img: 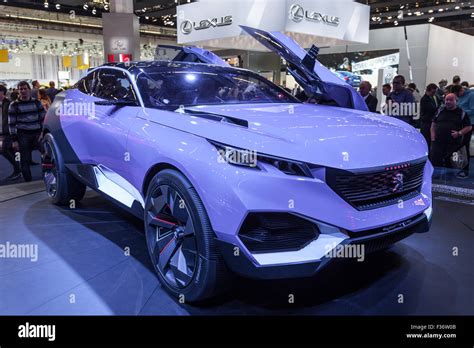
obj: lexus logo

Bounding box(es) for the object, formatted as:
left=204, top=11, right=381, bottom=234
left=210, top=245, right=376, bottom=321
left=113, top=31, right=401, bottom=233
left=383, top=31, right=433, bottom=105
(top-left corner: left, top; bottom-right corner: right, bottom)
left=180, top=16, right=233, bottom=35
left=180, top=20, right=193, bottom=35
left=391, top=172, right=404, bottom=193
left=289, top=4, right=340, bottom=26
left=289, top=4, right=304, bottom=22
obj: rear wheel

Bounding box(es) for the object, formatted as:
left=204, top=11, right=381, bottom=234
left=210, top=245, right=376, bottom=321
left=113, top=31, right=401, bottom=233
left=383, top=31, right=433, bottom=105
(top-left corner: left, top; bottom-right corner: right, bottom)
left=144, top=169, right=230, bottom=302
left=42, top=133, right=86, bottom=206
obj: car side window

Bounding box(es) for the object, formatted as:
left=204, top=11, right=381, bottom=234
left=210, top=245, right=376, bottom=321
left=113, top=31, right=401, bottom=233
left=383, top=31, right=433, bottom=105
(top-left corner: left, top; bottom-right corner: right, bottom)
left=95, top=69, right=138, bottom=102
left=76, top=71, right=98, bottom=95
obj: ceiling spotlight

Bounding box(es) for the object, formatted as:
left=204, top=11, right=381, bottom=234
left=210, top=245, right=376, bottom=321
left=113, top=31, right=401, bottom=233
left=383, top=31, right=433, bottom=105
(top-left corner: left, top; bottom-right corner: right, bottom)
left=394, top=20, right=399, bottom=26
left=83, top=4, right=88, bottom=10
left=428, top=9, right=434, bottom=13
left=438, top=8, right=444, bottom=12
left=44, top=1, right=49, bottom=8
left=92, top=8, right=97, bottom=15
left=55, top=3, right=60, bottom=10
left=428, top=17, right=434, bottom=22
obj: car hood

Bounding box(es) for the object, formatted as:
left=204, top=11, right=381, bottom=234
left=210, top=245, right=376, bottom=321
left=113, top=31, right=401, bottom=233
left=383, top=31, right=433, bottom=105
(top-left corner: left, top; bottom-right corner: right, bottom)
left=144, top=103, right=428, bottom=170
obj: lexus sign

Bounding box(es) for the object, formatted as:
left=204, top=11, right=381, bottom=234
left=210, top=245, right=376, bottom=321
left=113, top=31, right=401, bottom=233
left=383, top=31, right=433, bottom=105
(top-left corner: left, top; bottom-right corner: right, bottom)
left=289, top=4, right=340, bottom=26
left=177, top=0, right=369, bottom=47
left=180, top=16, right=233, bottom=35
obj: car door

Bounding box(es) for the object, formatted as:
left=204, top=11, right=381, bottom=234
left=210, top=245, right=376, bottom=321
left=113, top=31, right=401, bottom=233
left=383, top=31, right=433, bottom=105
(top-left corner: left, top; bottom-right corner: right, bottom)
left=239, top=25, right=367, bottom=111
left=86, top=68, right=140, bottom=178
left=58, top=68, right=143, bottom=209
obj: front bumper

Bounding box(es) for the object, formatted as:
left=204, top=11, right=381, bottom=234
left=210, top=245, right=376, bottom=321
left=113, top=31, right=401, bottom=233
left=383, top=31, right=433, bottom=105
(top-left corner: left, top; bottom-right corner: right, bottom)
left=218, top=210, right=431, bottom=280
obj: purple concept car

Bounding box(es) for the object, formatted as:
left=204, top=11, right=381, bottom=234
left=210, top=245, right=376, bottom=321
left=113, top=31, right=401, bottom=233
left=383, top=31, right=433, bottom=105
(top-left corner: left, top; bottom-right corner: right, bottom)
left=41, top=27, right=433, bottom=302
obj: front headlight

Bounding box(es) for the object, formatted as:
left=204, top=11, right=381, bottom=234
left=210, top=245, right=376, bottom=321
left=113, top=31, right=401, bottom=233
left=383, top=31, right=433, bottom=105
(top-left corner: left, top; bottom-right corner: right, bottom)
left=209, top=140, right=313, bottom=178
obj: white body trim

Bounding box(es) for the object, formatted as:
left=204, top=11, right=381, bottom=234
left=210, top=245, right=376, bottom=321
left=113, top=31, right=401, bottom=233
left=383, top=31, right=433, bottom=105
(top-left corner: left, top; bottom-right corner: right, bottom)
left=253, top=222, right=348, bottom=266
left=93, top=165, right=145, bottom=208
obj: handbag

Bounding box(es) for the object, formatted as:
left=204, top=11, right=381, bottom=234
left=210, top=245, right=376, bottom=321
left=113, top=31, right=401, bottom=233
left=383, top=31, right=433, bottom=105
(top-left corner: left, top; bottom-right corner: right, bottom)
left=450, top=145, right=468, bottom=170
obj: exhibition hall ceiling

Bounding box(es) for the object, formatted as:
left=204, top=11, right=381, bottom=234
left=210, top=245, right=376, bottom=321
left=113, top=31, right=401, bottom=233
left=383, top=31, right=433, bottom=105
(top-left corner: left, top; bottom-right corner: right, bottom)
left=1, top=0, right=472, bottom=35
left=1, top=0, right=196, bottom=28
left=363, top=0, right=474, bottom=35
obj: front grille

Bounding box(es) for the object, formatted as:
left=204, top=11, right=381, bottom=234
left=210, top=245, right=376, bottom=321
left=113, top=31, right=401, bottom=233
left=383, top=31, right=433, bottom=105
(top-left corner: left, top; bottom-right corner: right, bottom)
left=239, top=213, right=319, bottom=254
left=326, top=159, right=426, bottom=211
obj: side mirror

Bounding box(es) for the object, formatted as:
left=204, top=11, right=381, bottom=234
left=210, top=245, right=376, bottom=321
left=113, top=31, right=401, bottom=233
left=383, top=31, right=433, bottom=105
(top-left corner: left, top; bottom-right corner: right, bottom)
left=94, top=100, right=138, bottom=107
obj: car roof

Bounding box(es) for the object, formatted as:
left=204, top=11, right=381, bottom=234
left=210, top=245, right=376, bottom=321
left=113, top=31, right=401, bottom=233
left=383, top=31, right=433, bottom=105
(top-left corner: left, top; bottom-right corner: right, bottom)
left=100, top=60, right=253, bottom=75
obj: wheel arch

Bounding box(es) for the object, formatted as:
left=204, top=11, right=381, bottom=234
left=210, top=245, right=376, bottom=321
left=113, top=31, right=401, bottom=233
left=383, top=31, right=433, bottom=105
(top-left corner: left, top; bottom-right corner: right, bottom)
left=142, top=162, right=185, bottom=197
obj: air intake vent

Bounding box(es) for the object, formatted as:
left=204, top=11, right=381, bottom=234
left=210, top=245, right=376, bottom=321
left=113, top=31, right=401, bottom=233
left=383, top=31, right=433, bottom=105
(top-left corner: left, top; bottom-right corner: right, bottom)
left=239, top=213, right=319, bottom=254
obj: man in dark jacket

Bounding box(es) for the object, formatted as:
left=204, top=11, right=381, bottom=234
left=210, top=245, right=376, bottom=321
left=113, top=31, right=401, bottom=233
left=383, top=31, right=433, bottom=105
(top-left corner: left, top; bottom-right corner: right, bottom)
left=430, top=93, right=472, bottom=169
left=419, top=83, right=439, bottom=155
left=45, top=81, right=60, bottom=103
left=8, top=81, right=45, bottom=182
left=387, top=75, right=416, bottom=124
left=359, top=81, right=378, bottom=112
left=0, top=85, right=21, bottom=180
left=436, top=79, right=447, bottom=103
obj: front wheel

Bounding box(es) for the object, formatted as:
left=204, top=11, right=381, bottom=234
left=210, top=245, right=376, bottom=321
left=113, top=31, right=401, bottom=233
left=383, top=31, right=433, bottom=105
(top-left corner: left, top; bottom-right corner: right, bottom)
left=144, top=169, right=230, bottom=303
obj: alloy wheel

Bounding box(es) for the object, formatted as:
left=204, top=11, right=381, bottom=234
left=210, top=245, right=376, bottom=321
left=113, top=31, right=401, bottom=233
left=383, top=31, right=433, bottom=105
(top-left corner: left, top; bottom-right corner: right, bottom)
left=145, top=184, right=198, bottom=289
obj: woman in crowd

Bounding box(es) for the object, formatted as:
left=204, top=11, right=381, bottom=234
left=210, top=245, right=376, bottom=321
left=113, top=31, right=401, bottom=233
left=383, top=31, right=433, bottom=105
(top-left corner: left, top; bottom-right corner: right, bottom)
left=38, top=89, right=51, bottom=111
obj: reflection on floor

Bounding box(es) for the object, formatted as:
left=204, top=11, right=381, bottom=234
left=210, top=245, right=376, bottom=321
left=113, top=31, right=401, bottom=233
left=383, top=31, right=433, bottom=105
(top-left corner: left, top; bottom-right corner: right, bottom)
left=0, top=187, right=472, bottom=316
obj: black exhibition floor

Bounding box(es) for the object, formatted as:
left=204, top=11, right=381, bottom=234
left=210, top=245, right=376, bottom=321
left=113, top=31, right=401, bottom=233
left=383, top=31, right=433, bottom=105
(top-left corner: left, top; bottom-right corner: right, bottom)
left=0, top=180, right=472, bottom=315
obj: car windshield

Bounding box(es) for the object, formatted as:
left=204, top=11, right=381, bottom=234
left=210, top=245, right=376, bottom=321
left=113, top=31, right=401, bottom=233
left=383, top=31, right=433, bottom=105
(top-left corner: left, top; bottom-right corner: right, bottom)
left=137, top=69, right=298, bottom=108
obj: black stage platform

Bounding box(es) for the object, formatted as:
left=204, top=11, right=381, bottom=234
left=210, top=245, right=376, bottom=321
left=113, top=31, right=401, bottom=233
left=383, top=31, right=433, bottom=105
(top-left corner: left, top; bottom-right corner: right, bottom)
left=0, top=181, right=472, bottom=315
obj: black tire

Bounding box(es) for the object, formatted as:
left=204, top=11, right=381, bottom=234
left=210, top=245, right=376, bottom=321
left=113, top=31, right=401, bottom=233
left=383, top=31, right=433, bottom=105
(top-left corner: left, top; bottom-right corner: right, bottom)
left=144, top=169, right=230, bottom=303
left=42, top=133, right=86, bottom=206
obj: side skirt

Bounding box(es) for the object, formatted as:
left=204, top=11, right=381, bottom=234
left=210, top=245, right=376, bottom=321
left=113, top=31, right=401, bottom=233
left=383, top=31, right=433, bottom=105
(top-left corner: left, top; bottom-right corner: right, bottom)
left=66, top=163, right=145, bottom=219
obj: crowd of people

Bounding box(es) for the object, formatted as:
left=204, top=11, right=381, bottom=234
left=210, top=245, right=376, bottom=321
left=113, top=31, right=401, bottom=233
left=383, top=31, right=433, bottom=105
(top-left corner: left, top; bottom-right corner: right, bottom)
left=358, top=75, right=473, bottom=179
left=0, top=80, right=61, bottom=183
left=3, top=80, right=61, bottom=111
